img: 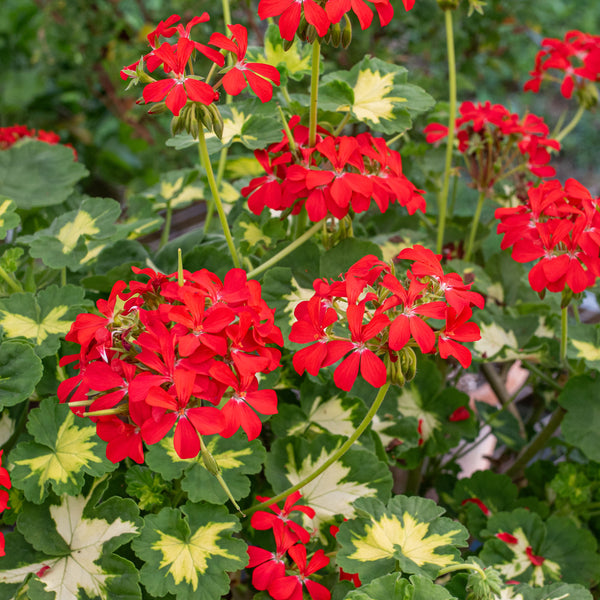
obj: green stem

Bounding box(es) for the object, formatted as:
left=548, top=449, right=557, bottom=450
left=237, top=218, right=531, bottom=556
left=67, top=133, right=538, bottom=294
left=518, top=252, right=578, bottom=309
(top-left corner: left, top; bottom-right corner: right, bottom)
left=436, top=8, right=457, bottom=254
left=245, top=382, right=391, bottom=516
left=197, top=127, right=240, bottom=268
left=247, top=219, right=326, bottom=279
left=159, top=199, right=173, bottom=249
left=438, top=561, right=487, bottom=579
left=464, top=190, right=486, bottom=262
left=221, top=0, right=232, bottom=29
left=0, top=264, right=23, bottom=293
left=560, top=306, right=568, bottom=365
left=294, top=208, right=308, bottom=239
left=333, top=112, right=351, bottom=136
left=505, top=406, right=567, bottom=478
left=522, top=361, right=562, bottom=392
left=60, top=267, right=67, bottom=287
left=555, top=104, right=585, bottom=143
left=309, top=40, right=321, bottom=147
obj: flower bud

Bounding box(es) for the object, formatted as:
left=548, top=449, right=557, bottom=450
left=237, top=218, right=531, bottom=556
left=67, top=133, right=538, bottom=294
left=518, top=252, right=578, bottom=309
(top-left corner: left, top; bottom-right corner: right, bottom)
left=384, top=354, right=406, bottom=387
left=195, top=104, right=213, bottom=133
left=306, top=24, right=318, bottom=44
left=202, top=448, right=221, bottom=476
left=208, top=103, right=224, bottom=140
left=576, top=82, right=598, bottom=110
left=148, top=101, right=168, bottom=115
left=399, top=346, right=417, bottom=382
left=297, top=16, right=308, bottom=40
left=283, top=37, right=295, bottom=52
left=331, top=22, right=342, bottom=47
left=341, top=15, right=352, bottom=49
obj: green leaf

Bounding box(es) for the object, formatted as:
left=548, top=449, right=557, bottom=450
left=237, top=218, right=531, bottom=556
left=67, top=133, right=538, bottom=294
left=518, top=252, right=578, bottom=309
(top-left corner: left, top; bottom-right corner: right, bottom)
left=320, top=57, right=435, bottom=134
left=0, top=341, right=43, bottom=408
left=0, top=489, right=141, bottom=599
left=265, top=433, right=393, bottom=531
left=480, top=509, right=600, bottom=587
left=22, top=196, right=123, bottom=270
left=125, top=466, right=171, bottom=512
left=145, top=432, right=266, bottom=504
left=567, top=322, right=600, bottom=371
left=337, top=496, right=468, bottom=583
left=0, top=140, right=88, bottom=209
left=558, top=375, right=600, bottom=462
left=449, top=471, right=519, bottom=539
left=132, top=503, right=247, bottom=600
left=343, top=573, right=456, bottom=600
left=255, top=24, right=312, bottom=81
left=0, top=197, right=20, bottom=238
left=0, top=285, right=89, bottom=358
left=514, top=582, right=594, bottom=600
left=10, top=399, right=116, bottom=503
left=320, top=238, right=383, bottom=280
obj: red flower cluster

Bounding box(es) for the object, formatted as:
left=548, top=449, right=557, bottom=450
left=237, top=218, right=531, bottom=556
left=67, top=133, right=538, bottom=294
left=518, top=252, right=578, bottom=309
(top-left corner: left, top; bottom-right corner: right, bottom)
left=120, top=13, right=280, bottom=115
left=289, top=246, right=484, bottom=391
left=242, top=117, right=425, bottom=222
left=247, top=492, right=331, bottom=600
left=0, top=125, right=77, bottom=159
left=424, top=101, right=560, bottom=189
left=0, top=450, right=11, bottom=556
left=524, top=30, right=600, bottom=99
left=258, top=0, right=415, bottom=41
left=59, top=267, right=283, bottom=463
left=495, top=178, right=600, bottom=295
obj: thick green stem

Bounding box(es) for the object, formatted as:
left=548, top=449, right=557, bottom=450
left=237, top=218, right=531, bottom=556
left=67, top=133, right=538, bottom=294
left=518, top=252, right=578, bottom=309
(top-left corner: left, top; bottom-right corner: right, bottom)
left=309, top=40, right=321, bottom=147
left=205, top=0, right=234, bottom=233
left=438, top=561, right=487, bottom=579
left=159, top=199, right=173, bottom=249
left=197, top=128, right=240, bottom=268
left=555, top=104, right=585, bottom=143
left=245, top=383, right=391, bottom=516
left=436, top=8, right=457, bottom=254
left=464, top=190, right=486, bottom=262
left=247, top=219, right=326, bottom=279
left=560, top=306, right=568, bottom=365
left=0, top=264, right=24, bottom=293
left=505, top=406, right=566, bottom=478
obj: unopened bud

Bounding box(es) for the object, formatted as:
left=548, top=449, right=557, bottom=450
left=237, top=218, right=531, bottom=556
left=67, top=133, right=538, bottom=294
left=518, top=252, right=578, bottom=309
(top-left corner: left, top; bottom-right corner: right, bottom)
left=148, top=101, right=168, bottom=115
left=171, top=115, right=184, bottom=136
left=331, top=22, right=342, bottom=47
left=297, top=16, right=308, bottom=40
left=208, top=103, right=224, bottom=140
left=341, top=15, right=352, bottom=48
left=283, top=37, right=295, bottom=52
left=306, top=24, right=318, bottom=44
left=196, top=104, right=213, bottom=132
left=202, top=449, right=221, bottom=476
left=399, top=346, right=417, bottom=382
left=385, top=354, right=406, bottom=387
left=576, top=82, right=598, bottom=110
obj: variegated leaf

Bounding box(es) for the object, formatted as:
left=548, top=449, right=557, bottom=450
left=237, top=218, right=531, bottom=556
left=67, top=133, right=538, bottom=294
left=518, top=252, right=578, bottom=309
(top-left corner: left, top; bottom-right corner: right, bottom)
left=132, top=503, right=247, bottom=600
left=337, top=496, right=468, bottom=583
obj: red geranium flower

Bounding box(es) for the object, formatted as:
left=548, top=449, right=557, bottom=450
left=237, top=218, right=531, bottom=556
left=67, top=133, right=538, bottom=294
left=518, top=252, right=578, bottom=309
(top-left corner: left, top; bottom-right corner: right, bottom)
left=209, top=24, right=281, bottom=102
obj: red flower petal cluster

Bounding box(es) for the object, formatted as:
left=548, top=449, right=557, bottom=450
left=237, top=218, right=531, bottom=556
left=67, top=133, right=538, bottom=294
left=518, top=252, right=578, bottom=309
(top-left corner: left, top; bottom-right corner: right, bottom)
left=495, top=178, right=600, bottom=295
left=524, top=30, right=600, bottom=99
left=0, top=125, right=77, bottom=159
left=289, top=247, right=484, bottom=391
left=0, top=450, right=11, bottom=556
left=247, top=493, right=331, bottom=600
left=424, top=101, right=560, bottom=190
left=242, top=118, right=425, bottom=222
left=258, top=0, right=414, bottom=41
left=59, top=267, right=283, bottom=463
left=121, top=13, right=280, bottom=115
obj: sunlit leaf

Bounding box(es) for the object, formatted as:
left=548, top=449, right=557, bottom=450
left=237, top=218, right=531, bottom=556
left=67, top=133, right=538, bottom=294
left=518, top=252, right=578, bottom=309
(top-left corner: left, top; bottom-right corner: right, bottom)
left=10, top=399, right=116, bottom=503
left=132, top=503, right=247, bottom=600
left=337, top=495, right=468, bottom=583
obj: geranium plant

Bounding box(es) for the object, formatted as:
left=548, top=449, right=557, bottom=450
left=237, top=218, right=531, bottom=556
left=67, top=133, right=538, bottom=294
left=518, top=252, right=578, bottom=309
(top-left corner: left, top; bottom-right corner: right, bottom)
left=0, top=2, right=599, bottom=600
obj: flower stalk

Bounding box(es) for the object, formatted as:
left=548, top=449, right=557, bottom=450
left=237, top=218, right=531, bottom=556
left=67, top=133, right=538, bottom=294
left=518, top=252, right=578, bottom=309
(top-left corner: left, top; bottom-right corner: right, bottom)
left=245, top=382, right=391, bottom=516
left=436, top=8, right=457, bottom=254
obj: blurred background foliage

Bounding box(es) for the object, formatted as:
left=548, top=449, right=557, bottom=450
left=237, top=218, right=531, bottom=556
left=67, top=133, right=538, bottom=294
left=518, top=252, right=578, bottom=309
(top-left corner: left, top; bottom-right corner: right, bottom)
left=2, top=0, right=599, bottom=201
